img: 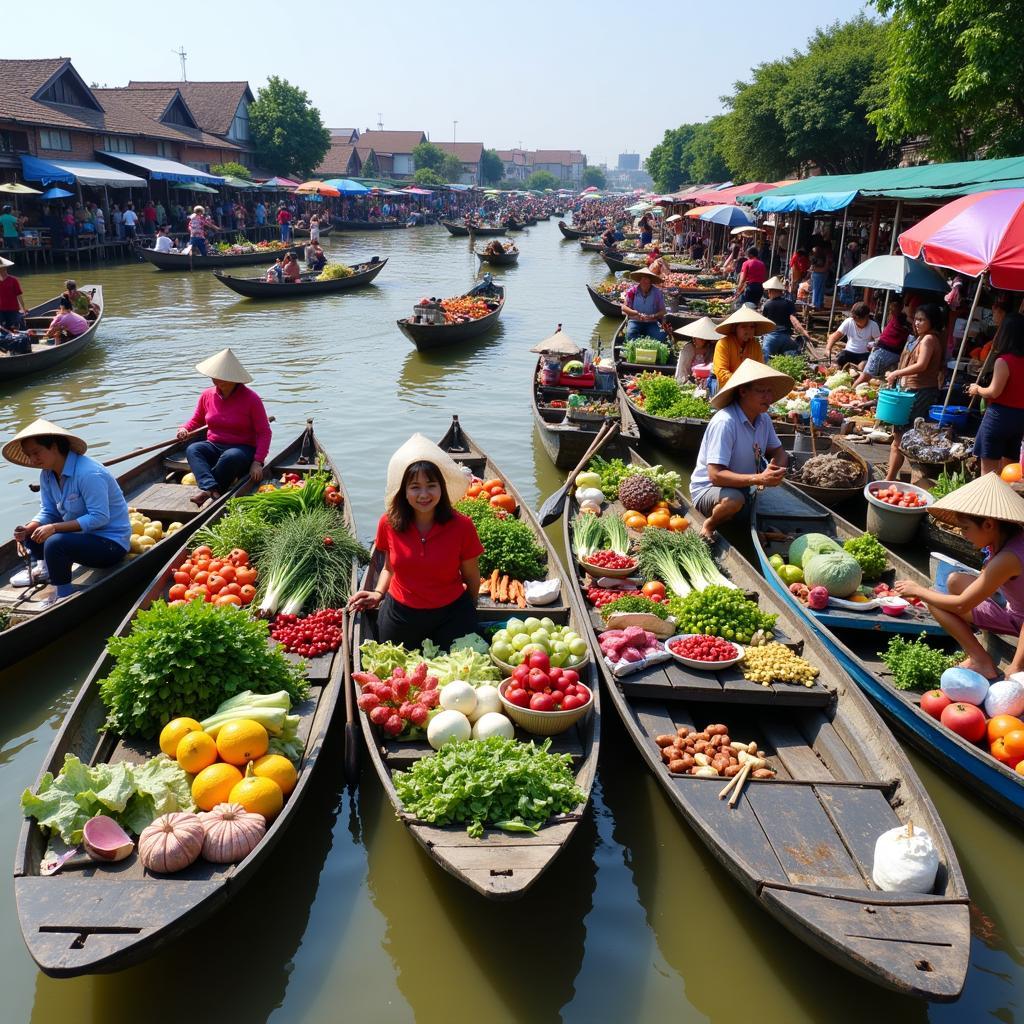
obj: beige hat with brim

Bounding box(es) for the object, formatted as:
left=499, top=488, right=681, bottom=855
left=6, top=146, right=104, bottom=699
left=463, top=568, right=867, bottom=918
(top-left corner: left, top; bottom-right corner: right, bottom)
left=385, top=434, right=470, bottom=507
left=2, top=418, right=88, bottom=467
left=0, top=257, right=13, bottom=268
left=710, top=358, right=794, bottom=411
left=629, top=267, right=662, bottom=282
left=674, top=316, right=721, bottom=342
left=530, top=331, right=581, bottom=356
left=927, top=472, right=1024, bottom=526
left=715, top=305, right=775, bottom=337
left=195, top=347, right=252, bottom=384
left=763, top=276, right=787, bottom=291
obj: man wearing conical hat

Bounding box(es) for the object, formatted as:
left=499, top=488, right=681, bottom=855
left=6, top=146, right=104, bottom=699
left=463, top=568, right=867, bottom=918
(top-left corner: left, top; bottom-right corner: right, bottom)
left=760, top=276, right=812, bottom=357
left=177, top=348, right=272, bottom=506
left=621, top=267, right=668, bottom=343
left=689, top=359, right=794, bottom=541
left=712, top=306, right=772, bottom=389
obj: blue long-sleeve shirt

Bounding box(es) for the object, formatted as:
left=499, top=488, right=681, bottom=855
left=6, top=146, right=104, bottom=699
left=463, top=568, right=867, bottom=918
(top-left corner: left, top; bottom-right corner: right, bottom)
left=36, top=451, right=132, bottom=549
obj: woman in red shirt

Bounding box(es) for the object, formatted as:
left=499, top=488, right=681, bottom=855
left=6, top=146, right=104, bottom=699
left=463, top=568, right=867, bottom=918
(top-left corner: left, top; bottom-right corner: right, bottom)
left=969, top=313, right=1024, bottom=476
left=349, top=436, right=482, bottom=649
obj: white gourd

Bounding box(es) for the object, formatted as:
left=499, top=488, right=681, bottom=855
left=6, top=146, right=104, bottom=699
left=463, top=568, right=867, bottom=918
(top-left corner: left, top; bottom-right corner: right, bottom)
left=199, top=802, right=267, bottom=863
left=984, top=677, right=1024, bottom=718
left=138, top=812, right=204, bottom=874
left=871, top=821, right=939, bottom=893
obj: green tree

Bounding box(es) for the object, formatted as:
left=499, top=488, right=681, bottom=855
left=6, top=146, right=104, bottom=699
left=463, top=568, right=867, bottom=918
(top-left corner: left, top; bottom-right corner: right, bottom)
left=681, top=120, right=731, bottom=183
left=717, top=61, right=793, bottom=181
left=210, top=161, right=252, bottom=180
left=414, top=167, right=444, bottom=186
left=481, top=149, right=504, bottom=185
left=412, top=141, right=446, bottom=172
left=440, top=153, right=465, bottom=182
left=582, top=166, right=607, bottom=189
left=526, top=170, right=558, bottom=191
left=646, top=126, right=691, bottom=192
left=870, top=0, right=1024, bottom=160
left=249, top=76, right=330, bottom=178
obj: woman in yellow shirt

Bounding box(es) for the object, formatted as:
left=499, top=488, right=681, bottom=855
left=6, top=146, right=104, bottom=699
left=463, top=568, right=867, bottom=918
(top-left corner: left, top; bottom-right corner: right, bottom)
left=712, top=306, right=772, bottom=388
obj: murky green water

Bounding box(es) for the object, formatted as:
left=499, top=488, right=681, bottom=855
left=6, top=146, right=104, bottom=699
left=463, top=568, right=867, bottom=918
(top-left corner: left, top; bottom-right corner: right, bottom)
left=1, top=223, right=1020, bottom=1023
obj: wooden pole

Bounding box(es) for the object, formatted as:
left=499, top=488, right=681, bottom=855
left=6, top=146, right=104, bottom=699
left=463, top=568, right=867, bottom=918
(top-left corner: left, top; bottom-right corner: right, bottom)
left=826, top=206, right=850, bottom=335
left=880, top=200, right=903, bottom=322
left=940, top=272, right=986, bottom=420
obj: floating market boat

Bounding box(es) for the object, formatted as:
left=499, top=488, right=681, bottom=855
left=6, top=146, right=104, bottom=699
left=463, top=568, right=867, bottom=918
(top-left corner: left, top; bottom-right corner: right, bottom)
left=562, top=450, right=970, bottom=1000
left=0, top=285, right=104, bottom=380
left=751, top=481, right=1024, bottom=825
left=558, top=222, right=589, bottom=239
left=784, top=443, right=871, bottom=505
left=475, top=246, right=519, bottom=267
left=332, top=219, right=406, bottom=231
left=350, top=415, right=599, bottom=899
left=139, top=245, right=291, bottom=271
left=15, top=422, right=359, bottom=977
left=397, top=279, right=505, bottom=351
left=442, top=221, right=506, bottom=237
left=601, top=251, right=724, bottom=284
left=212, top=258, right=388, bottom=299
left=289, top=224, right=333, bottom=238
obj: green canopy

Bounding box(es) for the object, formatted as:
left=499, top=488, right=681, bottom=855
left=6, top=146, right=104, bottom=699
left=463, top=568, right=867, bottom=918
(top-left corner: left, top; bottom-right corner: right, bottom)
left=172, top=181, right=218, bottom=194
left=221, top=175, right=257, bottom=190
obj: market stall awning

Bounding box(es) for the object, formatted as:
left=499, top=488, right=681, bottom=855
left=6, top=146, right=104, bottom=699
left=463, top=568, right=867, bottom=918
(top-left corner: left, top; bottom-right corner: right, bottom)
left=221, top=175, right=258, bottom=189
left=260, top=177, right=300, bottom=189
left=323, top=178, right=369, bottom=194
left=688, top=182, right=777, bottom=206
left=96, top=152, right=222, bottom=184
left=171, top=181, right=218, bottom=194
left=20, top=154, right=146, bottom=188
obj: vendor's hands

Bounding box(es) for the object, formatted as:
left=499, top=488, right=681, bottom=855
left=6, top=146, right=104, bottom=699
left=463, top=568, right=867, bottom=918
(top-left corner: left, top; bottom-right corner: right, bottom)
left=757, top=463, right=787, bottom=488
left=967, top=382, right=981, bottom=397
left=348, top=589, right=383, bottom=613
left=30, top=524, right=56, bottom=543
left=249, top=461, right=263, bottom=483
left=176, top=427, right=189, bottom=440
left=13, top=524, right=30, bottom=543
left=885, top=371, right=898, bottom=386
left=893, top=579, right=922, bottom=600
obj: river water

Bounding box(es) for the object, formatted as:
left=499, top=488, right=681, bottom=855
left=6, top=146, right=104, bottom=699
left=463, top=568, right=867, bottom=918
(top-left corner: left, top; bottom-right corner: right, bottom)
left=0, top=222, right=1020, bottom=1023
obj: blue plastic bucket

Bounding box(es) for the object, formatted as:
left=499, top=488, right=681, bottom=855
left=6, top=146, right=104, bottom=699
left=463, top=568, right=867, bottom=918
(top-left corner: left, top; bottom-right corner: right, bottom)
left=876, top=388, right=916, bottom=426
left=929, top=405, right=969, bottom=431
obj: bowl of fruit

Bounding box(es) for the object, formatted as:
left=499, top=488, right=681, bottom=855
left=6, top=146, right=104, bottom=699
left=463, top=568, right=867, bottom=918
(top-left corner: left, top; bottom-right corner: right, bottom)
left=864, top=480, right=932, bottom=544
left=489, top=615, right=591, bottom=673
left=578, top=548, right=638, bottom=579
left=498, top=655, right=594, bottom=735
left=665, top=634, right=744, bottom=671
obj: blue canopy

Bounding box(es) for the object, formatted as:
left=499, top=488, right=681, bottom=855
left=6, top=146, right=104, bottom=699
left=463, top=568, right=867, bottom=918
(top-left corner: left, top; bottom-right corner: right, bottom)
left=322, top=178, right=369, bottom=194
left=756, top=191, right=859, bottom=214
left=40, top=187, right=74, bottom=200
left=20, top=155, right=145, bottom=188
left=698, top=204, right=755, bottom=227
left=96, top=152, right=222, bottom=184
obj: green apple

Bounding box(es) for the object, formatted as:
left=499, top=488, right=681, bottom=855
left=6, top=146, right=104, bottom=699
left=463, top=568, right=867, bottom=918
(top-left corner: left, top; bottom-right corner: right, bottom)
left=491, top=641, right=513, bottom=663
left=506, top=617, right=525, bottom=634
left=531, top=628, right=551, bottom=644
left=549, top=650, right=567, bottom=667
left=523, top=617, right=542, bottom=632
left=568, top=638, right=588, bottom=657
left=511, top=633, right=531, bottom=651
left=522, top=642, right=549, bottom=656
left=540, top=617, right=556, bottom=632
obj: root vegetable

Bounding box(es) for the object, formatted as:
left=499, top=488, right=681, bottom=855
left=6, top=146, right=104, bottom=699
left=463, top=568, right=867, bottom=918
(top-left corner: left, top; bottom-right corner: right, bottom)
left=668, top=759, right=687, bottom=773
left=655, top=734, right=675, bottom=748
left=752, top=768, right=776, bottom=779
left=693, top=766, right=719, bottom=777
left=677, top=726, right=691, bottom=738
left=723, top=764, right=742, bottom=777
left=694, top=753, right=711, bottom=766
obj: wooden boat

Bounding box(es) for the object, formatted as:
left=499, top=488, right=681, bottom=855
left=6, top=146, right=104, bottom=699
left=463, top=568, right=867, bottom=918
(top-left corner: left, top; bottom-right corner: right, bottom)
left=536, top=212, right=551, bottom=221
left=579, top=239, right=609, bottom=252
left=442, top=221, right=506, bottom=237
left=531, top=357, right=640, bottom=469
left=350, top=416, right=599, bottom=898
left=0, top=286, right=104, bottom=380
left=442, top=220, right=470, bottom=236
left=751, top=482, right=1024, bottom=824
left=397, top=279, right=505, bottom=351
left=333, top=219, right=406, bottom=231
left=558, top=221, right=589, bottom=239
left=212, top=257, right=388, bottom=299
left=602, top=251, right=725, bottom=282
left=475, top=246, right=519, bottom=266
left=786, top=443, right=870, bottom=505
left=504, top=218, right=523, bottom=232
left=0, top=424, right=245, bottom=670
left=15, top=422, right=359, bottom=977
left=139, top=246, right=291, bottom=271
left=289, top=224, right=333, bottom=238
left=562, top=450, right=969, bottom=1000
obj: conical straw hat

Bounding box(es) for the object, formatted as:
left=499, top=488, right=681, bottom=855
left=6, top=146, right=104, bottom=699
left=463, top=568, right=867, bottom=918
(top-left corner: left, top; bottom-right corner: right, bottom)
left=710, top=358, right=794, bottom=410
left=715, top=305, right=775, bottom=337
left=2, top=418, right=87, bottom=467
left=927, top=472, right=1024, bottom=526
left=763, top=276, right=787, bottom=291
left=674, top=316, right=721, bottom=342
left=385, top=434, right=470, bottom=507
left=0, top=256, right=13, bottom=268
left=195, top=347, right=252, bottom=383
left=629, top=267, right=662, bottom=282
left=530, top=331, right=581, bottom=356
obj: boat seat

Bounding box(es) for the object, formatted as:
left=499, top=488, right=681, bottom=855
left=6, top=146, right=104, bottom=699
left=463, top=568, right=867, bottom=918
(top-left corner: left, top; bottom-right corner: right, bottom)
left=129, top=482, right=201, bottom=521
left=162, top=454, right=190, bottom=475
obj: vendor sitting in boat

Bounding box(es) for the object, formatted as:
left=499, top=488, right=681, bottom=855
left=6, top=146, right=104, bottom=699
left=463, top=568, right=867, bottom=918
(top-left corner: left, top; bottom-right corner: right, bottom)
left=484, top=239, right=506, bottom=257
left=348, top=435, right=482, bottom=650
left=44, top=296, right=90, bottom=344
left=621, top=267, right=667, bottom=341
left=646, top=247, right=670, bottom=279
left=282, top=252, right=302, bottom=282
left=712, top=305, right=771, bottom=388
left=4, top=418, right=131, bottom=607
left=61, top=280, right=98, bottom=318
left=689, top=359, right=792, bottom=542
left=305, top=241, right=326, bottom=272
left=674, top=316, right=719, bottom=382
left=895, top=473, right=1024, bottom=680
left=177, top=348, right=272, bottom=506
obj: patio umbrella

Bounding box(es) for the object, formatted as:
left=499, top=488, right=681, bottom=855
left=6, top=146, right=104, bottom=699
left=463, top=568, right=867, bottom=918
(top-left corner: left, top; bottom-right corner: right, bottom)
left=0, top=182, right=41, bottom=195
left=323, top=178, right=369, bottom=195
left=837, top=254, right=948, bottom=293
left=530, top=331, right=581, bottom=356
left=39, top=187, right=74, bottom=200
left=294, top=181, right=341, bottom=197
left=695, top=204, right=755, bottom=228
left=173, top=181, right=218, bottom=193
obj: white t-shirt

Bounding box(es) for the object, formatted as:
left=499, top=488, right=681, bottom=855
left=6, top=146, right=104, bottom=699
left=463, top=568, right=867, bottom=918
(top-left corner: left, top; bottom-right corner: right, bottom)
left=837, top=316, right=880, bottom=354
left=154, top=235, right=173, bottom=253
left=122, top=210, right=138, bottom=227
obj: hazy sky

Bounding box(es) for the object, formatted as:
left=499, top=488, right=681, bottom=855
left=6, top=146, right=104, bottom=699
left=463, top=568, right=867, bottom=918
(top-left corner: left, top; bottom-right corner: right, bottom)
left=14, top=0, right=873, bottom=168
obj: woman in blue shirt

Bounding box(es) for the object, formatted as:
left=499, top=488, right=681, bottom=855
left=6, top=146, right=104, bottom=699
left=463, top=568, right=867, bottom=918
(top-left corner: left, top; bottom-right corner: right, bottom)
left=3, top=419, right=131, bottom=606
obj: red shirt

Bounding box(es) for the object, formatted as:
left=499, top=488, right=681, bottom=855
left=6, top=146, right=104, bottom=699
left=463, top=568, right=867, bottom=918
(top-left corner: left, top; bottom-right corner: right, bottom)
left=375, top=511, right=483, bottom=610
left=741, top=257, right=767, bottom=284
left=996, top=353, right=1024, bottom=409
left=790, top=253, right=809, bottom=276
left=277, top=209, right=292, bottom=225
left=0, top=274, right=22, bottom=312
left=181, top=383, right=272, bottom=462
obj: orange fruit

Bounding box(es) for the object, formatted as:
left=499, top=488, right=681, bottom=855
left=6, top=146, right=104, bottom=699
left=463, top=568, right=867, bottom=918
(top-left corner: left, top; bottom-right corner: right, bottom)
left=1001, top=729, right=1024, bottom=760
left=990, top=737, right=1021, bottom=767
left=986, top=714, right=1024, bottom=744
left=1001, top=463, right=1023, bottom=483
left=252, top=753, right=298, bottom=796
left=160, top=717, right=202, bottom=758
left=216, top=719, right=270, bottom=766
left=1017, top=761, right=1024, bottom=776
left=647, top=511, right=671, bottom=529
left=192, top=762, right=243, bottom=810
left=230, top=766, right=284, bottom=820
left=176, top=730, right=217, bottom=773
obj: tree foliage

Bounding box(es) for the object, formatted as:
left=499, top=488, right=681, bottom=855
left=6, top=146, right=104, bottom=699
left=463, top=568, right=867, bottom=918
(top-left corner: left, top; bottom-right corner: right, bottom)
left=249, top=76, right=330, bottom=178
left=210, top=161, right=252, bottom=180
left=526, top=170, right=558, bottom=191
left=870, top=0, right=1024, bottom=160
left=440, top=153, right=465, bottom=182
left=414, top=167, right=444, bottom=186
left=481, top=149, right=505, bottom=185
left=582, top=166, right=607, bottom=188
left=412, top=141, right=446, bottom=172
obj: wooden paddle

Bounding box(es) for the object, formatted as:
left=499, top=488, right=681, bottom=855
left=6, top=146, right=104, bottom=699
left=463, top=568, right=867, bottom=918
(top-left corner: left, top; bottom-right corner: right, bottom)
left=102, top=427, right=207, bottom=467
left=341, top=607, right=359, bottom=785
left=538, top=420, right=620, bottom=526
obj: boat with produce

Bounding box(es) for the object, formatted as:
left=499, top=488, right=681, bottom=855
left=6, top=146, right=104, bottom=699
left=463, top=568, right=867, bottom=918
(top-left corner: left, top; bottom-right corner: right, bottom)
left=397, top=279, right=505, bottom=351
left=0, top=285, right=104, bottom=380
left=561, top=449, right=970, bottom=1000
left=531, top=357, right=640, bottom=469
left=350, top=416, right=599, bottom=899
left=212, top=257, right=388, bottom=300
left=139, top=242, right=292, bottom=271
left=579, top=240, right=610, bottom=252
left=16, top=421, right=364, bottom=977
left=442, top=221, right=506, bottom=237
left=0, top=422, right=241, bottom=670
left=602, top=252, right=724, bottom=281
left=290, top=224, right=333, bottom=238
left=751, top=481, right=1024, bottom=824
left=475, top=244, right=519, bottom=266
left=558, top=222, right=589, bottom=239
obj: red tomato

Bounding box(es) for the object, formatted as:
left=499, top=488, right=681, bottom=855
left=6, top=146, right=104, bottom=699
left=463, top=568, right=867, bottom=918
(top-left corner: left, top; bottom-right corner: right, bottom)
left=218, top=564, right=236, bottom=583
left=466, top=483, right=483, bottom=498
left=641, top=581, right=666, bottom=600
left=236, top=566, right=258, bottom=587
left=222, top=582, right=242, bottom=597
left=173, top=570, right=191, bottom=585
left=206, top=575, right=226, bottom=595
left=193, top=546, right=213, bottom=559
left=920, top=689, right=951, bottom=720
left=487, top=483, right=505, bottom=496
left=940, top=702, right=987, bottom=742
left=168, top=583, right=188, bottom=602
left=239, top=584, right=257, bottom=605
left=207, top=559, right=223, bottom=574
left=194, top=571, right=210, bottom=586
left=229, top=548, right=249, bottom=566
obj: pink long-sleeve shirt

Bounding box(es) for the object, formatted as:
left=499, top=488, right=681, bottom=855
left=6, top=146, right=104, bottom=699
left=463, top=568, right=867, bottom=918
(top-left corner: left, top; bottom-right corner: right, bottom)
left=182, top=384, right=271, bottom=462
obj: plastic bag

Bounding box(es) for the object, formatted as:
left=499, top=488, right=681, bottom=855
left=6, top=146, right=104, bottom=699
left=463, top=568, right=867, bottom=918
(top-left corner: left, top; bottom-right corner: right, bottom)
left=603, top=647, right=672, bottom=678
left=871, top=822, right=939, bottom=893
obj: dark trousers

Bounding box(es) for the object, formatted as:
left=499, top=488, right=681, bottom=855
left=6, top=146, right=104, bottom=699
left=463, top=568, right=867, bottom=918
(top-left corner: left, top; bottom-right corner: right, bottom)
left=25, top=533, right=126, bottom=585
left=186, top=440, right=254, bottom=494
left=375, top=591, right=479, bottom=651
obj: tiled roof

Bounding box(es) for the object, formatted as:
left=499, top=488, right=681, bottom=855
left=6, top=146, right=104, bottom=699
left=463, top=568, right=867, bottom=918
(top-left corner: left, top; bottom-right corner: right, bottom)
left=127, top=80, right=252, bottom=137
left=331, top=128, right=359, bottom=141
left=358, top=130, right=426, bottom=155
left=315, top=141, right=360, bottom=175
left=435, top=141, right=483, bottom=163
left=529, top=150, right=585, bottom=165
left=93, top=88, right=236, bottom=149
left=496, top=149, right=528, bottom=165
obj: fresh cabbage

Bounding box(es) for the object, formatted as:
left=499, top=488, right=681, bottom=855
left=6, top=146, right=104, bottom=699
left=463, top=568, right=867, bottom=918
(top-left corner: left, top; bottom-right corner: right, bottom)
left=804, top=551, right=863, bottom=597
left=449, top=632, right=489, bottom=654
left=789, top=532, right=844, bottom=568
left=826, top=370, right=854, bottom=389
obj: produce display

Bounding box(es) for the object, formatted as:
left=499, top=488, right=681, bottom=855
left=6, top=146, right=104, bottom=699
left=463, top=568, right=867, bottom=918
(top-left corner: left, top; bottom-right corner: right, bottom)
left=213, top=238, right=286, bottom=255
left=440, top=295, right=496, bottom=323
left=655, top=723, right=776, bottom=781
left=316, top=263, right=354, bottom=281
left=359, top=637, right=502, bottom=687
left=588, top=456, right=681, bottom=503
left=489, top=616, right=590, bottom=669
left=127, top=508, right=183, bottom=557
left=622, top=338, right=672, bottom=365
left=354, top=660, right=441, bottom=738
left=638, top=526, right=733, bottom=596
left=270, top=608, right=344, bottom=656
left=582, top=549, right=637, bottom=572
left=767, top=354, right=809, bottom=381
left=625, top=373, right=712, bottom=420
left=598, top=627, right=667, bottom=671
left=842, top=533, right=889, bottom=579
left=740, top=643, right=819, bottom=686
left=930, top=469, right=968, bottom=501
left=456, top=488, right=547, bottom=583
left=871, top=485, right=928, bottom=508
left=767, top=533, right=865, bottom=600
left=687, top=298, right=732, bottom=317
left=599, top=595, right=668, bottom=620
left=791, top=454, right=861, bottom=489
left=666, top=586, right=776, bottom=645
left=501, top=651, right=591, bottom=712
left=668, top=635, right=741, bottom=664
left=479, top=571, right=528, bottom=607
left=167, top=545, right=257, bottom=606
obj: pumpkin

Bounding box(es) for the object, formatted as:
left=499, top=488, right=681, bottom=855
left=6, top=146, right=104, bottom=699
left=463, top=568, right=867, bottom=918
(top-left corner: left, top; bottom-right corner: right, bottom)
left=199, top=802, right=266, bottom=863
left=646, top=510, right=671, bottom=530
left=668, top=515, right=689, bottom=532
left=138, top=812, right=204, bottom=874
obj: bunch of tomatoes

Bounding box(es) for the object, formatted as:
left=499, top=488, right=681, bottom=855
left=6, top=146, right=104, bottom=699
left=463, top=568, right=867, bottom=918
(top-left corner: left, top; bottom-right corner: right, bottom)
left=167, top=546, right=258, bottom=608
left=584, top=549, right=637, bottom=571
left=464, top=476, right=517, bottom=514
left=669, top=634, right=740, bottom=663
left=441, top=297, right=491, bottom=323
left=872, top=486, right=928, bottom=508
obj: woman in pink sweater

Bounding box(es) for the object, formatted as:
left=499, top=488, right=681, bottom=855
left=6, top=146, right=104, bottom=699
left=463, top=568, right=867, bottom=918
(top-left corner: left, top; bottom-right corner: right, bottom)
left=177, top=348, right=272, bottom=505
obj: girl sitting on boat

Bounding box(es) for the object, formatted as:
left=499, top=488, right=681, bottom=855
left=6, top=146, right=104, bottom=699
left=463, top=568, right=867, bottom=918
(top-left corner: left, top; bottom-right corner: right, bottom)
left=895, top=473, right=1024, bottom=680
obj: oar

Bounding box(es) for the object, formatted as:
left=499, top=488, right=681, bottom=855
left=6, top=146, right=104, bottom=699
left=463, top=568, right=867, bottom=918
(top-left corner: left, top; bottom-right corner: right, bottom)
left=341, top=607, right=359, bottom=785
left=538, top=420, right=620, bottom=527
left=102, top=427, right=206, bottom=468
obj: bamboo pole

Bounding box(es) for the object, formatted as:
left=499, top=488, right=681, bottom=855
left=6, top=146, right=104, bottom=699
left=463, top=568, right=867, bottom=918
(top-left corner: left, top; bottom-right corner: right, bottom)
left=826, top=206, right=850, bottom=335
left=939, top=271, right=986, bottom=421
left=880, top=200, right=902, bottom=323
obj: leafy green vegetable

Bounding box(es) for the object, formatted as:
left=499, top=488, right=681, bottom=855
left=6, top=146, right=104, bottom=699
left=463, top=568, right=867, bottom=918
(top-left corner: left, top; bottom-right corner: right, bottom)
left=588, top=456, right=682, bottom=501
left=193, top=506, right=273, bottom=560
left=21, top=753, right=194, bottom=844
left=316, top=262, right=354, bottom=280
left=634, top=372, right=712, bottom=419
left=624, top=338, right=672, bottom=364
left=879, top=634, right=962, bottom=691
left=600, top=594, right=669, bottom=620
left=393, top=736, right=584, bottom=837
left=931, top=469, right=968, bottom=501
left=843, top=533, right=889, bottom=580
left=638, top=527, right=734, bottom=596
left=100, top=600, right=310, bottom=738
left=455, top=497, right=497, bottom=526
left=666, top=586, right=776, bottom=644
left=359, top=639, right=501, bottom=686
left=768, top=353, right=808, bottom=381
left=476, top=515, right=547, bottom=581
left=449, top=632, right=489, bottom=655
left=572, top=512, right=606, bottom=559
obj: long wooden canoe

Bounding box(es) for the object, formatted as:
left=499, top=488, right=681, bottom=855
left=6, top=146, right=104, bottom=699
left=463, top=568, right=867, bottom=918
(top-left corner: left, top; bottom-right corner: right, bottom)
left=443, top=221, right=506, bottom=237
left=558, top=222, right=589, bottom=239
left=15, top=422, right=357, bottom=977
left=212, top=258, right=388, bottom=299
left=563, top=449, right=969, bottom=1000
left=333, top=219, right=406, bottom=231
left=475, top=247, right=519, bottom=266
left=751, top=480, right=1024, bottom=824
left=139, top=246, right=293, bottom=271
left=351, top=416, right=599, bottom=898
left=0, top=285, right=104, bottom=380
left=397, top=280, right=505, bottom=351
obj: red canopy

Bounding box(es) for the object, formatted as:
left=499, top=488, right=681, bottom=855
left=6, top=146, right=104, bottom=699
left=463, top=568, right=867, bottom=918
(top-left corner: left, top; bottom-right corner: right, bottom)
left=687, top=181, right=783, bottom=206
